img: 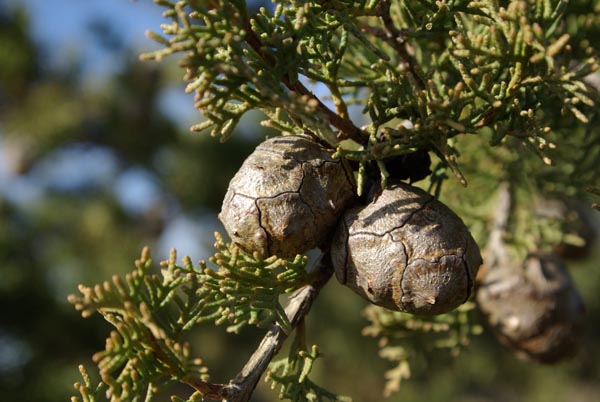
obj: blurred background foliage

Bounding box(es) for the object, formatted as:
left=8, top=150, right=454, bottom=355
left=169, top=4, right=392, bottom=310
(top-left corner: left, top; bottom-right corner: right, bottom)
left=0, top=1, right=598, bottom=402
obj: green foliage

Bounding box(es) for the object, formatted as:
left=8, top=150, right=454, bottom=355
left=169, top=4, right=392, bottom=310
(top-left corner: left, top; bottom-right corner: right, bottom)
left=143, top=0, right=598, bottom=191
left=70, top=248, right=211, bottom=402
left=69, top=237, right=311, bottom=401
left=266, top=332, right=352, bottom=402
left=193, top=232, right=310, bottom=333
left=72, top=365, right=110, bottom=402
left=363, top=302, right=482, bottom=397
left=53, top=1, right=600, bottom=401
left=266, top=346, right=350, bottom=402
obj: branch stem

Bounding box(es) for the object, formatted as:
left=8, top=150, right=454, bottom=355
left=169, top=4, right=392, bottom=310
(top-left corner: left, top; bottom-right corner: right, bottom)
left=484, top=182, right=513, bottom=270
left=224, top=264, right=332, bottom=402
left=194, top=257, right=333, bottom=402
left=377, top=0, right=425, bottom=90
left=243, top=18, right=366, bottom=145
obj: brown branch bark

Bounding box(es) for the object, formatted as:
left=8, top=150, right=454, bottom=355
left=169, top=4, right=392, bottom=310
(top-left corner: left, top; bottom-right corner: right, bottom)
left=479, top=182, right=513, bottom=281
left=190, top=257, right=333, bottom=402
left=242, top=19, right=367, bottom=145
left=376, top=0, right=425, bottom=90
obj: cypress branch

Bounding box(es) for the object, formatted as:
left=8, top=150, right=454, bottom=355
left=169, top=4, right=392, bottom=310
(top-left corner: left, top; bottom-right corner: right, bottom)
left=69, top=238, right=322, bottom=401
left=71, top=1, right=600, bottom=400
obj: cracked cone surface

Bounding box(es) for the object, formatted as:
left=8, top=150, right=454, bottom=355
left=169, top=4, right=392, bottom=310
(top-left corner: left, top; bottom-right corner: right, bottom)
left=219, top=135, right=355, bottom=258
left=476, top=254, right=585, bottom=363
left=331, top=182, right=482, bottom=315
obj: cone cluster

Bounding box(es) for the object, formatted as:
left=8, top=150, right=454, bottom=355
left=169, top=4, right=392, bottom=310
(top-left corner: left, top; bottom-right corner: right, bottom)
left=219, top=135, right=483, bottom=316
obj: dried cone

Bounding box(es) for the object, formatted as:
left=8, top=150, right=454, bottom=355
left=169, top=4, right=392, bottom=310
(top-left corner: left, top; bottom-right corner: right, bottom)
left=219, top=135, right=355, bottom=258
left=331, top=182, right=482, bottom=315
left=476, top=254, right=585, bottom=363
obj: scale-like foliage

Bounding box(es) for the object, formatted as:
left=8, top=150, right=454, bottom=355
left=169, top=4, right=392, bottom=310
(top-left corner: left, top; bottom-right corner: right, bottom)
left=70, top=1, right=600, bottom=401
left=144, top=0, right=597, bottom=189
left=362, top=303, right=482, bottom=397
left=69, top=248, right=211, bottom=402
left=266, top=329, right=352, bottom=402
left=192, top=233, right=311, bottom=333
left=69, top=236, right=310, bottom=401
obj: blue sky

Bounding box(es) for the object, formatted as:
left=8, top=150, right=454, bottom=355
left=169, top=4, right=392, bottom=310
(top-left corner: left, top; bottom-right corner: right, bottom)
left=0, top=1, right=220, bottom=367
left=17, top=0, right=164, bottom=76
left=12, top=0, right=199, bottom=124
left=1, top=0, right=217, bottom=260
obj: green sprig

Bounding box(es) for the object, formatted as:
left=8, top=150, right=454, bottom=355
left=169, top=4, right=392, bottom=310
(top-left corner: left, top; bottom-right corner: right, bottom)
left=183, top=232, right=310, bottom=333
left=69, top=237, right=311, bottom=401
left=69, top=248, right=211, bottom=402
left=143, top=0, right=598, bottom=192
left=362, top=302, right=482, bottom=397
left=266, top=339, right=352, bottom=402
